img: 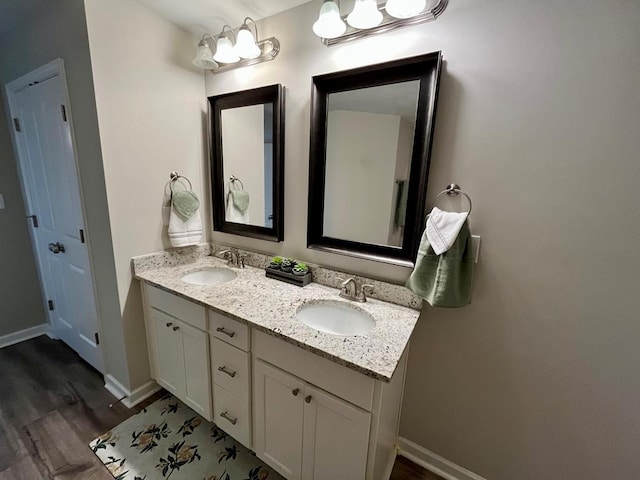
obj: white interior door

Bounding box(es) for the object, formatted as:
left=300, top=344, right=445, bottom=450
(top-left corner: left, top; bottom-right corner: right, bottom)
left=6, top=63, right=104, bottom=372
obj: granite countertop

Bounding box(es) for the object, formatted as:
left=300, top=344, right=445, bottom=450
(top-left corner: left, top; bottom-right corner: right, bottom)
left=134, top=255, right=420, bottom=381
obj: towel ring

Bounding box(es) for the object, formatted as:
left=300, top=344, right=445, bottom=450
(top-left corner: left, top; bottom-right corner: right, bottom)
left=229, top=175, right=244, bottom=190
left=432, top=183, right=472, bottom=216
left=169, top=171, right=193, bottom=193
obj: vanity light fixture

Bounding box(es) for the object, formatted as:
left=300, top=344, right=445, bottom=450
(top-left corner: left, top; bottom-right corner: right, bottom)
left=347, top=0, right=383, bottom=29
left=312, top=0, right=448, bottom=46
left=235, top=18, right=262, bottom=59
left=192, top=17, right=280, bottom=73
left=312, top=1, right=347, bottom=39
left=213, top=25, right=240, bottom=64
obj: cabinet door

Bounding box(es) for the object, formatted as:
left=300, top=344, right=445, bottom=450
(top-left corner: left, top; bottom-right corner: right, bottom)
left=178, top=319, right=212, bottom=420
left=254, top=360, right=305, bottom=480
left=302, top=384, right=371, bottom=480
left=152, top=308, right=185, bottom=396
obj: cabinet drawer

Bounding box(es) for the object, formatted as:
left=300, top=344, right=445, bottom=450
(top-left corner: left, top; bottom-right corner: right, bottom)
left=209, top=310, right=250, bottom=351
left=253, top=330, right=375, bottom=412
left=213, top=385, right=252, bottom=449
left=211, top=337, right=251, bottom=401
left=145, top=284, right=206, bottom=330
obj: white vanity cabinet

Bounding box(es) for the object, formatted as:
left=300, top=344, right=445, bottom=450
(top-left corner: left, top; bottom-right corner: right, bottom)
left=209, top=310, right=253, bottom=448
left=141, top=282, right=408, bottom=480
left=143, top=285, right=212, bottom=420
left=252, top=330, right=407, bottom=480
left=254, top=359, right=371, bottom=480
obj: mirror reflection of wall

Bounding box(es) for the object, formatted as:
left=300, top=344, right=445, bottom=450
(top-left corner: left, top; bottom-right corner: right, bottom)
left=221, top=103, right=274, bottom=228
left=323, top=81, right=420, bottom=248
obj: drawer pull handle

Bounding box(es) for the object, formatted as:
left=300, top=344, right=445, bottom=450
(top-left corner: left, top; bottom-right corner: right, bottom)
left=166, top=322, right=173, bottom=328
left=305, top=395, right=312, bottom=404
left=172, top=326, right=180, bottom=332
left=218, top=366, right=237, bottom=378
left=292, top=388, right=300, bottom=396
left=216, top=327, right=236, bottom=338
left=220, top=411, right=238, bottom=425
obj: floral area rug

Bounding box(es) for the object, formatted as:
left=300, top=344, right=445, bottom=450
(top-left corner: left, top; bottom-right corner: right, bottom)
left=89, top=393, right=283, bottom=480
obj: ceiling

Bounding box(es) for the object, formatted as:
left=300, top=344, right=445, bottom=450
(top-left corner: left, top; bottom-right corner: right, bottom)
left=0, top=0, right=39, bottom=38
left=134, top=0, right=313, bottom=36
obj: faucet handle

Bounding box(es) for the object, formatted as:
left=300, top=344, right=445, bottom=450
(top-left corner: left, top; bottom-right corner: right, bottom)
left=359, top=284, right=374, bottom=302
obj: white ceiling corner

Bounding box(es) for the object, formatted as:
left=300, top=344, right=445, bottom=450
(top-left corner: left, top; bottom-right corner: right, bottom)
left=134, top=0, right=313, bottom=36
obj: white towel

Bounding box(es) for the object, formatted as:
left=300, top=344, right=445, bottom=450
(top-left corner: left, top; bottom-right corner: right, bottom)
left=225, top=194, right=250, bottom=224
left=426, top=207, right=468, bottom=255
left=168, top=206, right=203, bottom=247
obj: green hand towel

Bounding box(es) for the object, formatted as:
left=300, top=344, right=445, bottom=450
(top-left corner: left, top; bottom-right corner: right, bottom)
left=172, top=190, right=200, bottom=220
left=406, top=218, right=474, bottom=308
left=229, top=190, right=250, bottom=214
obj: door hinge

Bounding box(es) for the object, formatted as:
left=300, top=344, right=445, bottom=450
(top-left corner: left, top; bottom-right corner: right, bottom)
left=13, top=118, right=21, bottom=132
left=94, top=332, right=100, bottom=345
left=79, top=229, right=85, bottom=243
left=48, top=300, right=54, bottom=311
left=27, top=215, right=38, bottom=228
left=61, top=104, right=68, bottom=122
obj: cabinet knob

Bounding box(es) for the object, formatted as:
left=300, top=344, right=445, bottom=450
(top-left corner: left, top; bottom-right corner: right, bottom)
left=166, top=322, right=173, bottom=328
left=292, top=388, right=300, bottom=396
left=220, top=411, right=238, bottom=425
left=218, top=366, right=237, bottom=378
left=305, top=395, right=312, bottom=404
left=216, top=327, right=236, bottom=338
left=172, top=326, right=180, bottom=332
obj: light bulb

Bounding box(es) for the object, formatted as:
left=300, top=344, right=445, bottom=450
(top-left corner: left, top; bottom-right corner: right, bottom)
left=312, top=0, right=347, bottom=39
left=214, top=35, right=240, bottom=64
left=235, top=25, right=261, bottom=59
left=192, top=40, right=217, bottom=69
left=347, top=0, right=383, bottom=29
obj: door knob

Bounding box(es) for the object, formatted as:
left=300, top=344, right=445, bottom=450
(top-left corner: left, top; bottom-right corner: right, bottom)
left=48, top=242, right=65, bottom=254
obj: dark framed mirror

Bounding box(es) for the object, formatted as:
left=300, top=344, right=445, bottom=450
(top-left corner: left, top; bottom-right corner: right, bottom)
left=209, top=84, right=285, bottom=242
left=307, top=52, right=442, bottom=266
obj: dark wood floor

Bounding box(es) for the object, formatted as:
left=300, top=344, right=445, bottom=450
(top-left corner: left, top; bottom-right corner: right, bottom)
left=0, top=336, right=441, bottom=480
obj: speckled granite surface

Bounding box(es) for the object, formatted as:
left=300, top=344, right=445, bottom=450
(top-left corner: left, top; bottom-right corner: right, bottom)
left=132, top=248, right=421, bottom=381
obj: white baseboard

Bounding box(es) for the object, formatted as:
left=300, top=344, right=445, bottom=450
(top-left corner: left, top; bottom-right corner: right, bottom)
left=104, top=374, right=161, bottom=409
left=0, top=324, right=49, bottom=349
left=398, top=437, right=487, bottom=480
left=126, top=380, right=161, bottom=408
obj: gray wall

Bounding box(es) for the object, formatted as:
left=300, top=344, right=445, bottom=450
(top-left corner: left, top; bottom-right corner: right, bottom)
left=0, top=0, right=131, bottom=387
left=205, top=0, right=640, bottom=478
left=0, top=94, right=44, bottom=337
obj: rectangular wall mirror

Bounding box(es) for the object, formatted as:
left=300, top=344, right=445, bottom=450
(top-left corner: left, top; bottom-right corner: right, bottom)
left=209, top=84, right=285, bottom=242
left=308, top=52, right=442, bottom=265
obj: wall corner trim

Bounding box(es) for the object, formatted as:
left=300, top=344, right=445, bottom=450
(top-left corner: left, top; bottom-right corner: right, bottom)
left=397, top=437, right=487, bottom=480
left=0, top=324, right=49, bottom=349
left=104, top=374, right=160, bottom=409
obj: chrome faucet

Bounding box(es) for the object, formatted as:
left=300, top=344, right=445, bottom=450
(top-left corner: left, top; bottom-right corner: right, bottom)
left=336, top=276, right=375, bottom=303
left=218, top=248, right=246, bottom=268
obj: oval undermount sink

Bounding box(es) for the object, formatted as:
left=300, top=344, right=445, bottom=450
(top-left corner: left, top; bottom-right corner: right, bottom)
left=180, top=267, right=237, bottom=285
left=296, top=301, right=375, bottom=336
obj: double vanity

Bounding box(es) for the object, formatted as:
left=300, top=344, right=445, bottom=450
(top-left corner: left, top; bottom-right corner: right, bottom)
left=133, top=245, right=420, bottom=480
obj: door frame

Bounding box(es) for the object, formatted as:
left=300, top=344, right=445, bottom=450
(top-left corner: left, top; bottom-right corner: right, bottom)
left=4, top=58, right=106, bottom=372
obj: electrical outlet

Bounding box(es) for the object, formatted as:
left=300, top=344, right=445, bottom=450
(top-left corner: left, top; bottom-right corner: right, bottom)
left=0, top=194, right=5, bottom=210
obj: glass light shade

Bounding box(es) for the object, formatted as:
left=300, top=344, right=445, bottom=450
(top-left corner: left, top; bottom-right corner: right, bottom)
left=347, top=0, right=383, bottom=29
left=213, top=36, right=240, bottom=64
left=312, top=1, right=347, bottom=39
left=192, top=42, right=217, bottom=69
left=385, top=0, right=428, bottom=18
left=235, top=25, right=261, bottom=59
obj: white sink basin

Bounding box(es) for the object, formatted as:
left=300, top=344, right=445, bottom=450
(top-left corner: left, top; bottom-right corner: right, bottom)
left=181, top=267, right=237, bottom=285
left=296, top=301, right=375, bottom=336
